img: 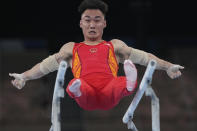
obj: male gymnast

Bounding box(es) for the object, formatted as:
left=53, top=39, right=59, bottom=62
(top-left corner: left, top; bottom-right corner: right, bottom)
left=9, top=0, right=184, bottom=110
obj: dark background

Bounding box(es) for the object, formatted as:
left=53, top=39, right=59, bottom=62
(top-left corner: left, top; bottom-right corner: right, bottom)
left=0, top=0, right=197, bottom=131
left=0, top=0, right=196, bottom=49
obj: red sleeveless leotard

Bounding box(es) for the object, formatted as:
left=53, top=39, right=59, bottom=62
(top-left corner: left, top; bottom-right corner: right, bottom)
left=66, top=41, right=136, bottom=110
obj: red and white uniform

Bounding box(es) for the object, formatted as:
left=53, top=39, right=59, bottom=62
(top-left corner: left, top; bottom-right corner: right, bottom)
left=66, top=41, right=137, bottom=110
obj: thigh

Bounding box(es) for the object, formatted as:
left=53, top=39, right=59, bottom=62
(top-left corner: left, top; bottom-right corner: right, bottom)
left=66, top=78, right=98, bottom=110
left=100, top=76, right=135, bottom=107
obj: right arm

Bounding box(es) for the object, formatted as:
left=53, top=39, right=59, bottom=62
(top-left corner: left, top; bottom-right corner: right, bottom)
left=9, top=42, right=74, bottom=89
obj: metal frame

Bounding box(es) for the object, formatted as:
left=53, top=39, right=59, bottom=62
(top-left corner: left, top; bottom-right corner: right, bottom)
left=49, top=60, right=160, bottom=131
left=123, top=60, right=160, bottom=131
left=145, top=86, right=160, bottom=131
left=50, top=61, right=67, bottom=131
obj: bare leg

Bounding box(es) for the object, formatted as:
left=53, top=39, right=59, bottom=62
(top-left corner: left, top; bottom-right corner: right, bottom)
left=124, top=60, right=137, bottom=91
left=69, top=79, right=81, bottom=97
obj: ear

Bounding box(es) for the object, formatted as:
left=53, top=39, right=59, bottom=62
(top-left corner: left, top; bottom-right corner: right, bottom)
left=79, top=20, right=82, bottom=28
left=103, top=20, right=107, bottom=28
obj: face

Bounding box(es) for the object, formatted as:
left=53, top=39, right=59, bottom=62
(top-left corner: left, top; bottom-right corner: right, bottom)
left=80, top=9, right=106, bottom=41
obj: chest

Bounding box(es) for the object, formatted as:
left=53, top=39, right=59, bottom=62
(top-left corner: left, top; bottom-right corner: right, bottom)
left=77, top=44, right=110, bottom=61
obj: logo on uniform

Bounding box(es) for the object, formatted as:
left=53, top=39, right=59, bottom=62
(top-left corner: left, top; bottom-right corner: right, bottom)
left=89, top=48, right=97, bottom=53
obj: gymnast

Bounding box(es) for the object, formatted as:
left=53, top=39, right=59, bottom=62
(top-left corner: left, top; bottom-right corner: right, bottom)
left=9, top=0, right=184, bottom=111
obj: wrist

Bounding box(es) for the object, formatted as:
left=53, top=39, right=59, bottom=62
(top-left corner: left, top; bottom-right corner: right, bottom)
left=165, top=63, right=174, bottom=71
left=21, top=73, right=29, bottom=81
left=157, top=60, right=173, bottom=71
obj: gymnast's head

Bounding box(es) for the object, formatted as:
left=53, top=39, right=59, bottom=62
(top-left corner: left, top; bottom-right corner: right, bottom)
left=78, top=0, right=108, bottom=18
left=78, top=0, right=108, bottom=41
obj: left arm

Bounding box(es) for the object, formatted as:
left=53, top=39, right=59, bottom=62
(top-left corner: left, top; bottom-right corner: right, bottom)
left=111, top=39, right=184, bottom=79
left=146, top=53, right=184, bottom=79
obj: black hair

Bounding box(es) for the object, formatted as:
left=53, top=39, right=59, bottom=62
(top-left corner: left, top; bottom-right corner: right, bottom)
left=78, top=0, right=108, bottom=16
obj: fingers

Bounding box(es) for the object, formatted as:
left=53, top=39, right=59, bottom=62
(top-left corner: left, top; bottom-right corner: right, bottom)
left=11, top=78, right=24, bottom=90
left=9, top=73, right=24, bottom=89
left=172, top=65, right=183, bottom=79
left=9, top=73, right=22, bottom=79
left=175, top=65, right=184, bottom=70
left=178, top=65, right=184, bottom=70
left=170, top=71, right=182, bottom=79
left=170, top=65, right=184, bottom=73
left=9, top=73, right=16, bottom=77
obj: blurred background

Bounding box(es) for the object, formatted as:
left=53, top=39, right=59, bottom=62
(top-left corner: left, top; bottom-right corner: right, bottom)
left=0, top=0, right=197, bottom=131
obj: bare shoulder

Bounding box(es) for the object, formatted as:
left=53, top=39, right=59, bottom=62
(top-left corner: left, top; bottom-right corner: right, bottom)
left=110, top=39, right=124, bottom=46
left=110, top=39, right=132, bottom=63
left=55, top=42, right=75, bottom=63
left=60, top=42, right=75, bottom=52
left=110, top=39, right=130, bottom=51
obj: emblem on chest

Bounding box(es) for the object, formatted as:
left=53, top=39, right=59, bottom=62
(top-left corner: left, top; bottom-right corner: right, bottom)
left=89, top=48, right=98, bottom=53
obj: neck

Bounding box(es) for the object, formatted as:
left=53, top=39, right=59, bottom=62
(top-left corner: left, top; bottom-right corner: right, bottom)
left=83, top=39, right=104, bottom=45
